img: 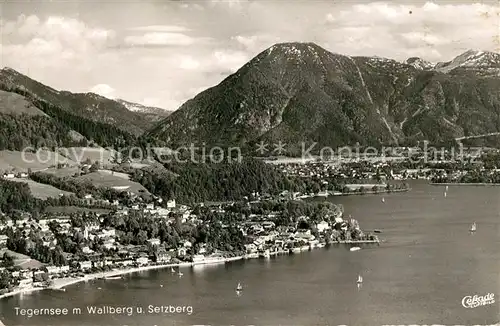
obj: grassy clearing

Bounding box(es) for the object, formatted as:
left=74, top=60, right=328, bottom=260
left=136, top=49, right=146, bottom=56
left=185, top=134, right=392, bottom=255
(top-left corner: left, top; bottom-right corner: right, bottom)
left=99, top=169, right=130, bottom=180
left=0, top=90, right=47, bottom=116
left=76, top=171, right=149, bottom=195
left=0, top=150, right=77, bottom=172
left=0, top=249, right=44, bottom=269
left=43, top=166, right=80, bottom=178
left=59, top=147, right=117, bottom=165
left=8, top=177, right=74, bottom=199
left=44, top=206, right=112, bottom=215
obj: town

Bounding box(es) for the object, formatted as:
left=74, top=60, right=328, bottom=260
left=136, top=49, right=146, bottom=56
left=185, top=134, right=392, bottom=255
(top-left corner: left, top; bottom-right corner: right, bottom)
left=1, top=144, right=499, bottom=298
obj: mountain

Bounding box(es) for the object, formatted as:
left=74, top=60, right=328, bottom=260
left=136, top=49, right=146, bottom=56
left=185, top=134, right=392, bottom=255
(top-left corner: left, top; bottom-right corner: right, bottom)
left=147, top=43, right=500, bottom=151
left=0, top=67, right=160, bottom=136
left=434, top=50, right=500, bottom=77
left=117, top=99, right=172, bottom=123
left=404, top=57, right=435, bottom=70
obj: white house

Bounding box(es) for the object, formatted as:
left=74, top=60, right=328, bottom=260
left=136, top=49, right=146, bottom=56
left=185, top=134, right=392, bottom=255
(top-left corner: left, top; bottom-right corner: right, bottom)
left=45, top=265, right=69, bottom=274
left=79, top=261, right=92, bottom=270
left=136, top=257, right=149, bottom=266
left=3, top=173, right=15, bottom=179
left=316, top=221, right=331, bottom=233
left=166, top=199, right=176, bottom=208
left=147, top=238, right=161, bottom=246
left=82, top=246, right=93, bottom=254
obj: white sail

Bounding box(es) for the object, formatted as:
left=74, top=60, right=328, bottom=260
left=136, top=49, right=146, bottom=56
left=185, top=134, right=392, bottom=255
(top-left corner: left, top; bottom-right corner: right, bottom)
left=470, top=222, right=476, bottom=232
left=357, top=275, right=363, bottom=283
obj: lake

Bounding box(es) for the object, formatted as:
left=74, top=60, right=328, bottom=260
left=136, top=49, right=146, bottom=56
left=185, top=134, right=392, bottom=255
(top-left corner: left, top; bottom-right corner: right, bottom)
left=1, top=181, right=499, bottom=325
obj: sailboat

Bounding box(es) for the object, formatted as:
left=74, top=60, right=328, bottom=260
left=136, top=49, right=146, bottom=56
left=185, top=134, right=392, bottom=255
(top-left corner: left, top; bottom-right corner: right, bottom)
left=236, top=282, right=243, bottom=291
left=381, top=197, right=385, bottom=203
left=445, top=185, right=449, bottom=191
left=171, top=267, right=175, bottom=273
left=357, top=275, right=363, bottom=283
left=470, top=222, right=476, bottom=232
left=444, top=192, right=447, bottom=197
left=178, top=270, right=183, bottom=277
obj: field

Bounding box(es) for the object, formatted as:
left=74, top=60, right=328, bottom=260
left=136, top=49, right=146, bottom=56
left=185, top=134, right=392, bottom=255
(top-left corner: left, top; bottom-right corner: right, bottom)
left=0, top=90, right=47, bottom=116
left=75, top=171, right=149, bottom=195
left=8, top=177, right=74, bottom=199
left=0, top=150, right=77, bottom=172
left=43, top=166, right=80, bottom=178
left=60, top=147, right=118, bottom=165
left=99, top=169, right=130, bottom=180
left=44, top=206, right=112, bottom=215
left=0, top=249, right=43, bottom=269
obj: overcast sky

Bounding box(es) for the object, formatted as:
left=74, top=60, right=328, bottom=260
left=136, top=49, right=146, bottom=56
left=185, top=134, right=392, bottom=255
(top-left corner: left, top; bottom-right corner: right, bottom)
left=1, top=0, right=499, bottom=110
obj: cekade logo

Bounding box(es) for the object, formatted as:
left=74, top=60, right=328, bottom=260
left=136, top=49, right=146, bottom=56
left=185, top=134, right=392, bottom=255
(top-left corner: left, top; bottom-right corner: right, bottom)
left=461, top=293, right=495, bottom=308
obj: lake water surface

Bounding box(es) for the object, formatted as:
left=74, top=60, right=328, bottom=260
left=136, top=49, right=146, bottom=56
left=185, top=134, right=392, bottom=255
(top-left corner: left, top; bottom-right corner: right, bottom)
left=1, top=181, right=499, bottom=325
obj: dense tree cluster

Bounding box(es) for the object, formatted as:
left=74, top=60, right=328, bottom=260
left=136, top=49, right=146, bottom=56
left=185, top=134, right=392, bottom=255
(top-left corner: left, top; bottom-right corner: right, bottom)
left=5, top=230, right=67, bottom=266
left=431, top=169, right=500, bottom=184
left=0, top=113, right=85, bottom=150
left=129, top=159, right=308, bottom=204
left=0, top=270, right=12, bottom=290
left=0, top=179, right=45, bottom=212
left=1, top=85, right=138, bottom=149
left=31, top=98, right=136, bottom=148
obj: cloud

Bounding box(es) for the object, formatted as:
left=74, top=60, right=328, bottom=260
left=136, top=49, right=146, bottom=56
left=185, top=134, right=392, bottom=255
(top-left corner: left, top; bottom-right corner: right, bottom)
left=124, top=32, right=195, bottom=47
left=1, top=15, right=115, bottom=69
left=178, top=56, right=201, bottom=70
left=212, top=50, right=250, bottom=72
left=2, top=1, right=500, bottom=113
left=128, top=25, right=190, bottom=32
left=322, top=1, right=500, bottom=60
left=90, top=84, right=116, bottom=99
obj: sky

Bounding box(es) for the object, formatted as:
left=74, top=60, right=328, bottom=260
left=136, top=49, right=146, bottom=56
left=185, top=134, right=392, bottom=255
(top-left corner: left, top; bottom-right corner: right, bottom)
left=1, top=0, right=499, bottom=110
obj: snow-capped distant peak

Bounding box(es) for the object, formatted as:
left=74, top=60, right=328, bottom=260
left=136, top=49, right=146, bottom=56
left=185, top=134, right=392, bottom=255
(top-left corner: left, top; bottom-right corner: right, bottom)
left=117, top=99, right=172, bottom=117
left=404, top=57, right=435, bottom=70
left=435, top=49, right=500, bottom=73
left=119, top=99, right=144, bottom=112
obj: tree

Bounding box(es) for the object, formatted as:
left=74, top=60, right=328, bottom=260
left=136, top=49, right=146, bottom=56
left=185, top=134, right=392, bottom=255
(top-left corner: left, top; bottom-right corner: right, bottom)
left=2, top=252, right=15, bottom=268
left=0, top=271, right=12, bottom=289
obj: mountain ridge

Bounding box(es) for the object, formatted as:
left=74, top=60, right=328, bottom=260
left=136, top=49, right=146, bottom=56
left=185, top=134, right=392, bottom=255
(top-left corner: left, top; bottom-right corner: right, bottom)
left=147, top=42, right=500, bottom=150
left=0, top=67, right=168, bottom=136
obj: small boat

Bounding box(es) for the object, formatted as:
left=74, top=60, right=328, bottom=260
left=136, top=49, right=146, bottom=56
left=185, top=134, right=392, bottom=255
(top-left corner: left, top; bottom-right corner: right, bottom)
left=350, top=247, right=361, bottom=252
left=236, top=282, right=243, bottom=291
left=357, top=275, right=363, bottom=283
left=178, top=271, right=183, bottom=276
left=373, top=229, right=382, bottom=234
left=444, top=192, right=447, bottom=197
left=104, top=276, right=122, bottom=280
left=160, top=284, right=164, bottom=288
left=470, top=222, right=476, bottom=232
left=381, top=197, right=385, bottom=203
left=171, top=267, right=175, bottom=273
left=445, top=185, right=449, bottom=191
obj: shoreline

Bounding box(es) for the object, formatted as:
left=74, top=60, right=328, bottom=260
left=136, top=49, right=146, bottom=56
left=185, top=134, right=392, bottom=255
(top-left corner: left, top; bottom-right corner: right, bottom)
left=0, top=239, right=379, bottom=300
left=0, top=257, right=243, bottom=299
left=334, top=188, right=410, bottom=196
left=429, top=183, right=500, bottom=186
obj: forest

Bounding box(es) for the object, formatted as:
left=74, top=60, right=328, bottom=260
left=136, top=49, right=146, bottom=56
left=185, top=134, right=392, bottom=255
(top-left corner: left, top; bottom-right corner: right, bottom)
left=126, top=159, right=310, bottom=204
left=0, top=113, right=86, bottom=150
